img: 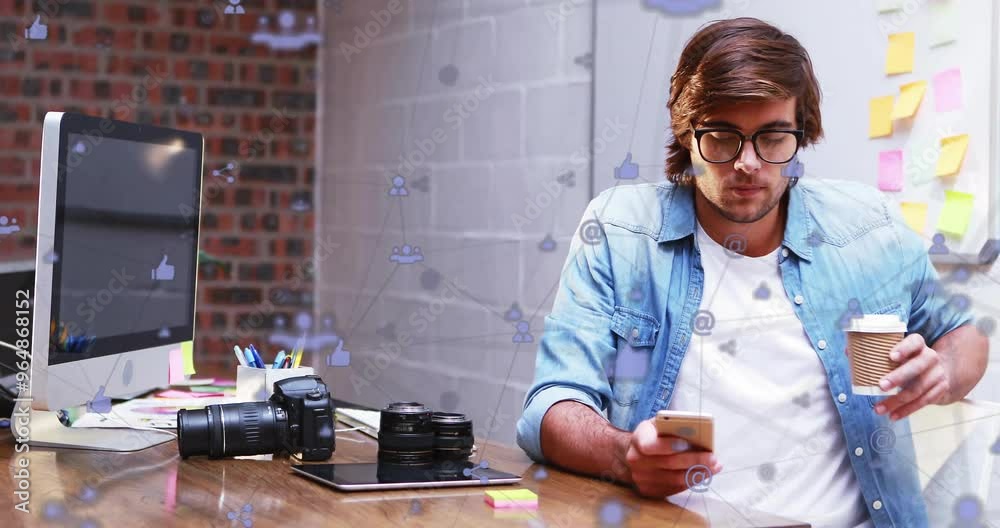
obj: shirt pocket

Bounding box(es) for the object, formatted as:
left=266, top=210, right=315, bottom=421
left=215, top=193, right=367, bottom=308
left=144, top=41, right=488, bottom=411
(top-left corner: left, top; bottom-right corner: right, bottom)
left=608, top=306, right=660, bottom=408
left=863, top=301, right=905, bottom=409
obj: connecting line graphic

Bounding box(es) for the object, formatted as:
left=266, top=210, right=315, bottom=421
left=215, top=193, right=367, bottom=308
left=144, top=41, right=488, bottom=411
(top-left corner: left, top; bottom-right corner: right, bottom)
left=896, top=441, right=1000, bottom=528
left=343, top=206, right=393, bottom=340
left=667, top=490, right=694, bottom=528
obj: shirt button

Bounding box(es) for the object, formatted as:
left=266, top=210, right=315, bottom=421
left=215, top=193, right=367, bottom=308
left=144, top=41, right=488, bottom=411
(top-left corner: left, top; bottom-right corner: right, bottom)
left=872, top=500, right=883, bottom=510
left=838, top=393, right=847, bottom=403
left=854, top=447, right=864, bottom=456
left=794, top=294, right=804, bottom=305
left=631, top=328, right=639, bottom=339
left=817, top=339, right=827, bottom=350
left=781, top=248, right=789, bottom=258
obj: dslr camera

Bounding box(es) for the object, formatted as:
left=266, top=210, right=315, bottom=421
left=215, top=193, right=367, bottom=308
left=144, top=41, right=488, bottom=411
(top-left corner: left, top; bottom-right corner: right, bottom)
left=177, top=375, right=335, bottom=461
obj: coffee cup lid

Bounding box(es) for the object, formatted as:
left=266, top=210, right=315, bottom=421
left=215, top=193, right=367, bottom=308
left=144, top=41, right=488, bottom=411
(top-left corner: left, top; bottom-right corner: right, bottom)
left=847, top=314, right=906, bottom=333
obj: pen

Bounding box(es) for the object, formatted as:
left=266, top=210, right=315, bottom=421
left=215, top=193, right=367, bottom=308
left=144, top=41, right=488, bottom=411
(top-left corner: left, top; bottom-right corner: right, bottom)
left=243, top=349, right=257, bottom=368
left=234, top=346, right=249, bottom=367
left=248, top=344, right=264, bottom=369
left=292, top=347, right=303, bottom=368
left=272, top=351, right=286, bottom=369
left=281, top=356, right=292, bottom=368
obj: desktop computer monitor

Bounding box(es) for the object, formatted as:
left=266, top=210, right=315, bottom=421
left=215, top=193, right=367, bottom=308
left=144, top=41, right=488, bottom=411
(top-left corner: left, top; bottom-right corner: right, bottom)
left=14, top=112, right=203, bottom=450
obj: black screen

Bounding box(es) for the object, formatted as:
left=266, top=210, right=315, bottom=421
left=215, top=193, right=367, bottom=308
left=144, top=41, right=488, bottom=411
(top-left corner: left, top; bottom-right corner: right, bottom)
left=0, top=268, right=33, bottom=378
left=47, top=116, right=201, bottom=366
left=293, top=461, right=520, bottom=487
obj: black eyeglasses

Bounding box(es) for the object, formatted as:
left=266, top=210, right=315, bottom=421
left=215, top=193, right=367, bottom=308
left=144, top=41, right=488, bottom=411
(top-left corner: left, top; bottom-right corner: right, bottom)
left=692, top=127, right=804, bottom=164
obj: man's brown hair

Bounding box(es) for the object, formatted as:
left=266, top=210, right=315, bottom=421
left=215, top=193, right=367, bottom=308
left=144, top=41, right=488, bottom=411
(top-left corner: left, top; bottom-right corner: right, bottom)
left=666, top=17, right=823, bottom=184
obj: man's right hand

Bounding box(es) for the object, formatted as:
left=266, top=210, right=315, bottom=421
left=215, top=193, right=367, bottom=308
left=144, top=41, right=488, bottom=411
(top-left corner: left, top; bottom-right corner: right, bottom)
left=623, top=418, right=723, bottom=498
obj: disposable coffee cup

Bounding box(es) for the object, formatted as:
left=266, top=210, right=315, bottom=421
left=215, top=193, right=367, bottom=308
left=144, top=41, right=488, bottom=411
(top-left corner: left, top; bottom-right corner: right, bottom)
left=846, top=314, right=906, bottom=396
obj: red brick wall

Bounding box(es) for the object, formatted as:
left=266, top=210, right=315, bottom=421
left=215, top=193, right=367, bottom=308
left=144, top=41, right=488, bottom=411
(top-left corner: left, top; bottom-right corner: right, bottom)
left=0, top=0, right=318, bottom=366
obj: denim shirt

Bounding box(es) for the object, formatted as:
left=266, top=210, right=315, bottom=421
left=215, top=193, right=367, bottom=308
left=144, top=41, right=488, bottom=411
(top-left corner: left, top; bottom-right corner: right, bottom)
left=516, top=178, right=972, bottom=528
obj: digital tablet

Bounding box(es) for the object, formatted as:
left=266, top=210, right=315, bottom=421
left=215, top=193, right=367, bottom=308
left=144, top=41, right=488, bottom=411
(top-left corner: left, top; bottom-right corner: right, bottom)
left=291, top=460, right=522, bottom=491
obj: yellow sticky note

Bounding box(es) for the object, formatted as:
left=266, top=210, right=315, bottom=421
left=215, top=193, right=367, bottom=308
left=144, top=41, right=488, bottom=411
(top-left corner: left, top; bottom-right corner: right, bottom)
left=936, top=190, right=974, bottom=237
left=869, top=95, right=894, bottom=138
left=181, top=340, right=196, bottom=376
left=935, top=134, right=970, bottom=177
left=886, top=32, right=915, bottom=75
left=891, top=81, right=927, bottom=119
left=900, top=202, right=928, bottom=233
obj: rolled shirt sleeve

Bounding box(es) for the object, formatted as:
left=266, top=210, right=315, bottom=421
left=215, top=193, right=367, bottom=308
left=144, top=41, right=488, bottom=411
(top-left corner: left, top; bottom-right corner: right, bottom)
left=889, top=202, right=974, bottom=343
left=515, top=196, right=620, bottom=463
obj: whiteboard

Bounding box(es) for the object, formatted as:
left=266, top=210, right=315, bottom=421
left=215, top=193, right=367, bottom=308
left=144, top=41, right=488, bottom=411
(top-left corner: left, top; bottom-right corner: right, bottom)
left=594, top=0, right=999, bottom=263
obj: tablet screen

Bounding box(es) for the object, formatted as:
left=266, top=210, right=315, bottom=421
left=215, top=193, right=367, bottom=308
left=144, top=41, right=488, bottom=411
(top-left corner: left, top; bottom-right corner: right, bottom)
left=292, top=461, right=522, bottom=490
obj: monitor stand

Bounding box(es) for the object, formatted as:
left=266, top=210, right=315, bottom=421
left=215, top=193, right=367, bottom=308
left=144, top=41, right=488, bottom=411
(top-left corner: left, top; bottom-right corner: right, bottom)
left=11, top=408, right=174, bottom=452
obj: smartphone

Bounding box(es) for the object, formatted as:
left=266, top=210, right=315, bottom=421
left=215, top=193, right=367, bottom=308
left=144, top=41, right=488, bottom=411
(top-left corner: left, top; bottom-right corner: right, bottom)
left=655, top=410, right=714, bottom=451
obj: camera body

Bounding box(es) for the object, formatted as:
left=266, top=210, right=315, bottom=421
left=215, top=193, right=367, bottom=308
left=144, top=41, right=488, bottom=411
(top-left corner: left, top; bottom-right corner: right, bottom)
left=177, top=375, right=335, bottom=462
left=270, top=375, right=336, bottom=460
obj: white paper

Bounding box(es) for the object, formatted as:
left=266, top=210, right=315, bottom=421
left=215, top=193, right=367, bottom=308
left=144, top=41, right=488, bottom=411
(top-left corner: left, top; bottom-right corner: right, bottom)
left=71, top=396, right=238, bottom=429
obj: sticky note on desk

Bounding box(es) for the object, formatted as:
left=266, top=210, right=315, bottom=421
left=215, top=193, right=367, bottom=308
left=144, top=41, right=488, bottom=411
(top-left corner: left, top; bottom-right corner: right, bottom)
left=936, top=190, right=974, bottom=237
left=886, top=32, right=915, bottom=75
left=929, top=1, right=959, bottom=47
left=168, top=347, right=184, bottom=384
left=935, top=134, right=969, bottom=177
left=485, top=489, right=538, bottom=509
left=891, top=81, right=926, bottom=119
left=875, top=0, right=903, bottom=12
left=900, top=202, right=928, bottom=233
left=877, top=150, right=904, bottom=191
left=933, top=68, right=962, bottom=112
left=181, top=340, right=196, bottom=376
left=869, top=96, right=894, bottom=138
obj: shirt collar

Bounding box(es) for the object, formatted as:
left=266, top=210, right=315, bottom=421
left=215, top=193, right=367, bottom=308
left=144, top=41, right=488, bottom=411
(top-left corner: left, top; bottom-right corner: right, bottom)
left=657, top=181, right=814, bottom=262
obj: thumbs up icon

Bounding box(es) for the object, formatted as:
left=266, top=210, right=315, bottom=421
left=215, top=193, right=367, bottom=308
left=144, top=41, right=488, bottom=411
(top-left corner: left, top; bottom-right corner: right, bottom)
left=87, top=386, right=112, bottom=414
left=614, top=152, right=639, bottom=180
left=326, top=340, right=351, bottom=367
left=25, top=15, right=48, bottom=40
left=151, top=254, right=175, bottom=281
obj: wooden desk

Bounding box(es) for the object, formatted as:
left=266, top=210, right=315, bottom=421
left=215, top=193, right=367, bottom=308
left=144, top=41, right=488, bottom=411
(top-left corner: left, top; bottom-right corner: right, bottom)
left=0, top=427, right=810, bottom=527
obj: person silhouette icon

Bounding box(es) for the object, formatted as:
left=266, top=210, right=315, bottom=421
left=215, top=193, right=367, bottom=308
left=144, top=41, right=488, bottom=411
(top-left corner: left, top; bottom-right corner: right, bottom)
left=0, top=216, right=20, bottom=236
left=225, top=0, right=245, bottom=15
left=513, top=321, right=533, bottom=343
left=929, top=233, right=949, bottom=255
left=388, top=175, right=409, bottom=196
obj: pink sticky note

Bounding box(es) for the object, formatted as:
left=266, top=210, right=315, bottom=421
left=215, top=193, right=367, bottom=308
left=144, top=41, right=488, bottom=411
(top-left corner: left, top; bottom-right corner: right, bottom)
left=168, top=348, right=184, bottom=384
left=933, top=68, right=962, bottom=112
left=877, top=150, right=904, bottom=191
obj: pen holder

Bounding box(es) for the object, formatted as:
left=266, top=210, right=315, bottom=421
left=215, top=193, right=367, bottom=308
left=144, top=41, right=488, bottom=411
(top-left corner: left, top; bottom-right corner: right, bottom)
left=235, top=365, right=315, bottom=403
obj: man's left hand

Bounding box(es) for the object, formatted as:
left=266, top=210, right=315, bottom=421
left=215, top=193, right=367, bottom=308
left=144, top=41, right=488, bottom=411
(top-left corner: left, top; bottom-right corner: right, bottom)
left=871, top=334, right=952, bottom=420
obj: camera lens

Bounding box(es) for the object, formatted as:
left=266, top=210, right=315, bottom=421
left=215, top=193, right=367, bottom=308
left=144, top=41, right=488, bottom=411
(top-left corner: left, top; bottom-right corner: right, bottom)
left=431, top=412, right=473, bottom=460
left=378, top=402, right=434, bottom=465
left=177, top=402, right=288, bottom=458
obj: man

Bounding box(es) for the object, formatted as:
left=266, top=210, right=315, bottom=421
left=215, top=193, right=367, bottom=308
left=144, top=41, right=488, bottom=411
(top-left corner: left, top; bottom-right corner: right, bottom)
left=516, top=17, right=988, bottom=528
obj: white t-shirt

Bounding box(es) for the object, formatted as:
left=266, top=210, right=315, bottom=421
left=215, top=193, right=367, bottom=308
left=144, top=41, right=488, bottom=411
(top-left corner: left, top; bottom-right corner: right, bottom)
left=667, top=221, right=872, bottom=528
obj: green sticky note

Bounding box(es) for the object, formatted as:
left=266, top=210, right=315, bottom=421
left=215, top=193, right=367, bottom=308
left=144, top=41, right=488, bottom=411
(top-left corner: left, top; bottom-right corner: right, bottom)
left=181, top=340, right=196, bottom=376
left=936, top=190, right=974, bottom=237
left=905, top=137, right=939, bottom=186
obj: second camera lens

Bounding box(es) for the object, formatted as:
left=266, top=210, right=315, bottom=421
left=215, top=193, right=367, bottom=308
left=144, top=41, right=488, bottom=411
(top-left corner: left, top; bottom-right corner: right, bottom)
left=431, top=412, right=473, bottom=460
